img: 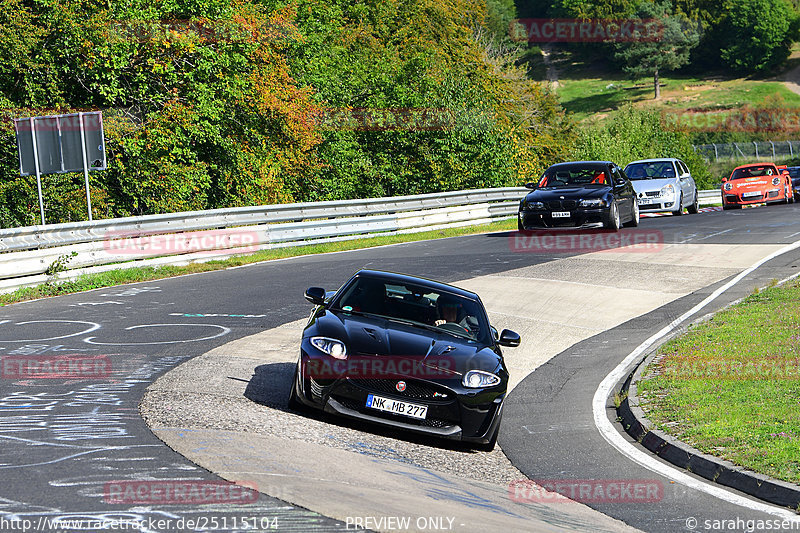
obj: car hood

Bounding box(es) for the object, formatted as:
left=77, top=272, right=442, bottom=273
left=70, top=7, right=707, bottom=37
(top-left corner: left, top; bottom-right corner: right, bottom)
left=307, top=310, right=501, bottom=376
left=725, top=178, right=773, bottom=190
left=630, top=178, right=678, bottom=193
left=525, top=186, right=610, bottom=201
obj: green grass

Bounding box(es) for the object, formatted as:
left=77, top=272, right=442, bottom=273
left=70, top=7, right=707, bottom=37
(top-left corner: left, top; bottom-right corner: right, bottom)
left=637, top=280, right=800, bottom=483
left=0, top=218, right=518, bottom=306
left=536, top=48, right=800, bottom=122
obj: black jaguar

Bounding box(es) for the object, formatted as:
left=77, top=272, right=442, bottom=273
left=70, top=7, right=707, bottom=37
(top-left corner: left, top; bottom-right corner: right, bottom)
left=288, top=269, right=520, bottom=450
left=518, top=161, right=639, bottom=231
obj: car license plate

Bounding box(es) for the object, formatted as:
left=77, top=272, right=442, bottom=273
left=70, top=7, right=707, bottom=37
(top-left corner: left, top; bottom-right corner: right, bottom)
left=638, top=198, right=653, bottom=205
left=742, top=191, right=761, bottom=198
left=551, top=211, right=570, bottom=218
left=366, top=394, right=427, bottom=419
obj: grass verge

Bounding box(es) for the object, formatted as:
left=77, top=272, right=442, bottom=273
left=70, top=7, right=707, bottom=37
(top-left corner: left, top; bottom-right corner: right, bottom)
left=0, top=218, right=517, bottom=306
left=637, top=279, right=800, bottom=484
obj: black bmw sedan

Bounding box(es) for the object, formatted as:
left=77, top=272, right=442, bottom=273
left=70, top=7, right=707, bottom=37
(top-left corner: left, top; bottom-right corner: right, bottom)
left=518, top=161, right=639, bottom=231
left=288, top=269, right=520, bottom=451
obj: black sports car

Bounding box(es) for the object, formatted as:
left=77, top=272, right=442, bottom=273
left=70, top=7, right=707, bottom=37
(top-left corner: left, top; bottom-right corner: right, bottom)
left=518, top=161, right=639, bottom=231
left=288, top=269, right=520, bottom=450
left=788, top=166, right=800, bottom=198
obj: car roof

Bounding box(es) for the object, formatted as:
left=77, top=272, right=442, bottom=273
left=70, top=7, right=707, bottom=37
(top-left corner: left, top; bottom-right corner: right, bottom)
left=732, top=162, right=778, bottom=171
left=353, top=269, right=479, bottom=300
left=546, top=161, right=616, bottom=170
left=625, top=158, right=680, bottom=165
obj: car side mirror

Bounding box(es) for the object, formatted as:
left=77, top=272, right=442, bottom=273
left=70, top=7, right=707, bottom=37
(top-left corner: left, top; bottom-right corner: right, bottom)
left=305, top=287, right=326, bottom=305
left=498, top=329, right=520, bottom=347
left=721, top=177, right=727, bottom=183
left=524, top=181, right=538, bottom=189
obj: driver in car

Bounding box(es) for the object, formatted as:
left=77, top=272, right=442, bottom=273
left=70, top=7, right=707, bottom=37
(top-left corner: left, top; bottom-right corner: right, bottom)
left=433, top=295, right=478, bottom=335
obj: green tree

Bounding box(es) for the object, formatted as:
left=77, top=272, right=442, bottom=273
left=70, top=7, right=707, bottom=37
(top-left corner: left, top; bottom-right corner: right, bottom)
left=718, top=0, right=796, bottom=73
left=613, top=2, right=699, bottom=99
left=572, top=106, right=712, bottom=187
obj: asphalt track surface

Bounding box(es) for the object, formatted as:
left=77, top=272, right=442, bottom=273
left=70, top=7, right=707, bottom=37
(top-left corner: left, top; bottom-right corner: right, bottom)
left=1, top=202, right=800, bottom=532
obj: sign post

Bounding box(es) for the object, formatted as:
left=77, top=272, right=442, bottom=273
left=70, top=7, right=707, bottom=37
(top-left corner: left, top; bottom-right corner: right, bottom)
left=14, top=112, right=106, bottom=225
left=29, top=117, right=46, bottom=225
left=78, top=112, right=93, bottom=222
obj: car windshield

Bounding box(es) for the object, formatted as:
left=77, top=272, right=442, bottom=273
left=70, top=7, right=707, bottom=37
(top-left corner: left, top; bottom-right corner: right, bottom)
left=538, top=166, right=609, bottom=187
left=787, top=167, right=800, bottom=180
left=731, top=165, right=777, bottom=180
left=332, top=276, right=491, bottom=343
left=624, top=162, right=675, bottom=180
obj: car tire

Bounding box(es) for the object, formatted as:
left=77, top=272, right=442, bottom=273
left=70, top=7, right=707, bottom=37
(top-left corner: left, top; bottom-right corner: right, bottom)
left=476, top=414, right=501, bottom=452
left=605, top=202, right=621, bottom=231
left=623, top=199, right=639, bottom=227
left=687, top=190, right=699, bottom=214
left=673, top=194, right=684, bottom=216
left=288, top=365, right=306, bottom=412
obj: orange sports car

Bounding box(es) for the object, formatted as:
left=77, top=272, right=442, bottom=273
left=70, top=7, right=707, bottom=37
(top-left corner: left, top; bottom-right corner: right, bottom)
left=722, top=163, right=795, bottom=210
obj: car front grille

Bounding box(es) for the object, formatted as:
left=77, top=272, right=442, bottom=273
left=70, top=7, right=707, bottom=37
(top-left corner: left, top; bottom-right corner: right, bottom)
left=644, top=191, right=660, bottom=197
left=349, top=378, right=452, bottom=401
left=545, top=200, right=577, bottom=210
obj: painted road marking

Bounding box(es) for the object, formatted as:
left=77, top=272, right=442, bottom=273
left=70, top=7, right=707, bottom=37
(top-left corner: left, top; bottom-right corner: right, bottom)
left=593, top=238, right=800, bottom=520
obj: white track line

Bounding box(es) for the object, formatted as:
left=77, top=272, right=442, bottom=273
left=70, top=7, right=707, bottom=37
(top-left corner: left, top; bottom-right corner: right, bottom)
left=593, top=238, right=800, bottom=519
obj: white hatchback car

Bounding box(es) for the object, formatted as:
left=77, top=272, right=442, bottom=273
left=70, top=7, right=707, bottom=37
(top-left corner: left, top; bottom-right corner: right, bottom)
left=623, top=158, right=699, bottom=215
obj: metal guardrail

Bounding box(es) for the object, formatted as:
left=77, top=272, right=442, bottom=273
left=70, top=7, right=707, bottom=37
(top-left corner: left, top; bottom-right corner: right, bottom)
left=0, top=187, right=723, bottom=294
left=0, top=188, right=526, bottom=293
left=697, top=189, right=721, bottom=203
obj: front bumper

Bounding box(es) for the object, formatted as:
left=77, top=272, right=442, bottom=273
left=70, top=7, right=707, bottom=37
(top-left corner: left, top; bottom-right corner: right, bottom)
left=636, top=197, right=677, bottom=212
left=519, top=208, right=607, bottom=229
left=723, top=189, right=782, bottom=205
left=293, top=353, right=504, bottom=444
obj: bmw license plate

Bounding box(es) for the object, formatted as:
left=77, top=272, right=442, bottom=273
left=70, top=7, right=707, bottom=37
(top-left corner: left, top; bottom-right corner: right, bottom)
left=366, top=394, right=427, bottom=419
left=551, top=211, right=570, bottom=218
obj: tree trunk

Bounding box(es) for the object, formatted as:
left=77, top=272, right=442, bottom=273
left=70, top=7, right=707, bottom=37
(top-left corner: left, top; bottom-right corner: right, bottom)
left=654, top=66, right=660, bottom=99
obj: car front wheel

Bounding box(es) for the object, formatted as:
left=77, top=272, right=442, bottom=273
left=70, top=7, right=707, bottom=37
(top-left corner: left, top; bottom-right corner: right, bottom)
left=288, top=365, right=306, bottom=412
left=623, top=199, right=639, bottom=227
left=605, top=202, right=621, bottom=231
left=673, top=193, right=684, bottom=216
left=687, top=190, right=699, bottom=214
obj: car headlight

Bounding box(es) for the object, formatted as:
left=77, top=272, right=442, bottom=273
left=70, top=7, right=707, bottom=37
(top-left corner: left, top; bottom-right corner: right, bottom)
left=310, top=337, right=347, bottom=359
left=526, top=201, right=544, bottom=210
left=723, top=182, right=732, bottom=191
left=462, top=370, right=501, bottom=388
left=772, top=177, right=781, bottom=186
left=660, top=184, right=675, bottom=197
left=578, top=198, right=606, bottom=208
